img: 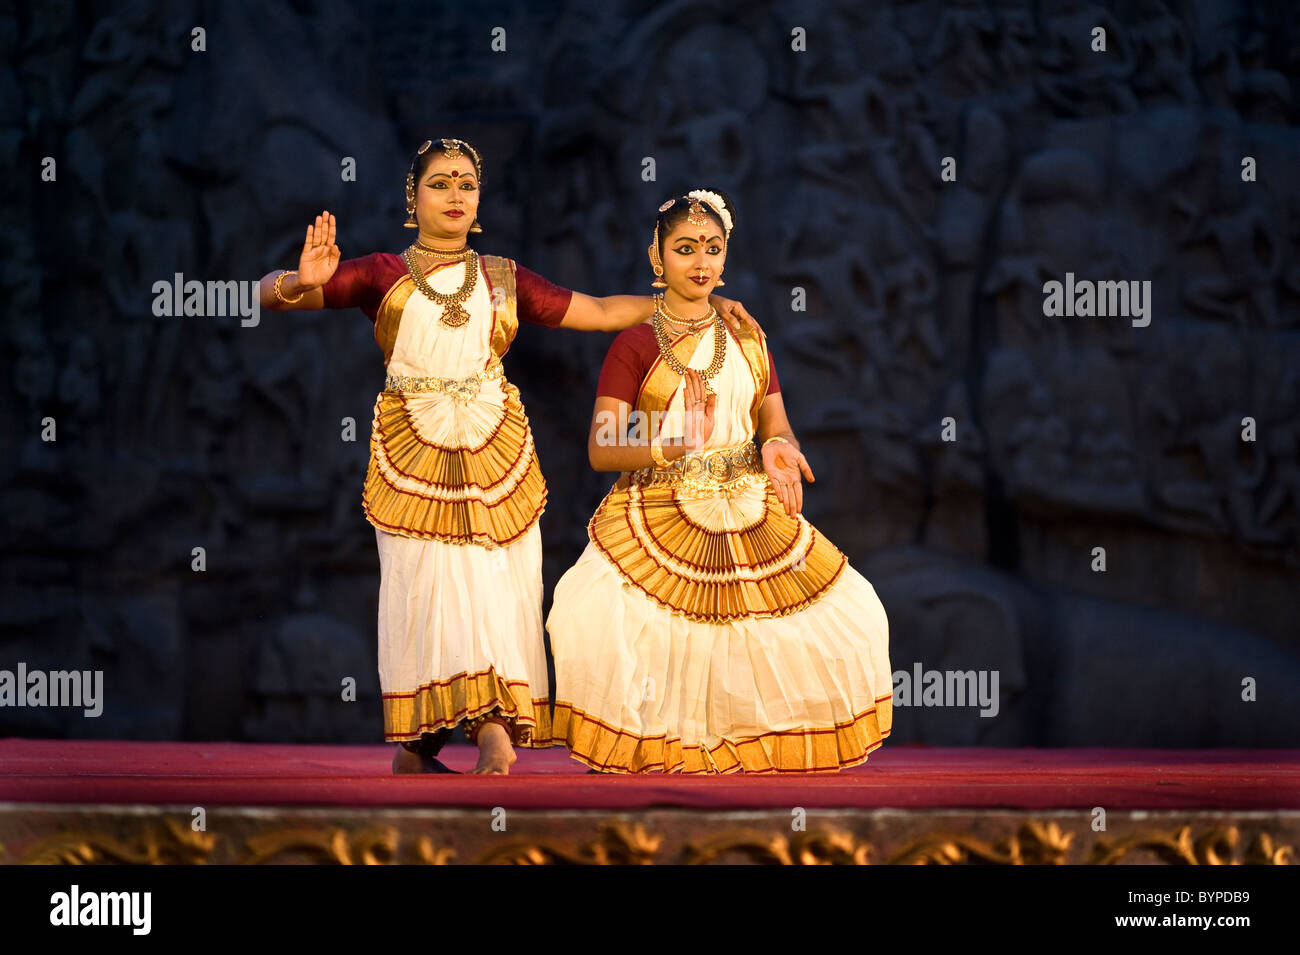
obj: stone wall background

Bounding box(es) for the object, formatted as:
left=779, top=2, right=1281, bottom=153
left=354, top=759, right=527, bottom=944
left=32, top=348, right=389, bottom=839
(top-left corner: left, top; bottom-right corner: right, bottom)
left=2, top=0, right=1297, bottom=746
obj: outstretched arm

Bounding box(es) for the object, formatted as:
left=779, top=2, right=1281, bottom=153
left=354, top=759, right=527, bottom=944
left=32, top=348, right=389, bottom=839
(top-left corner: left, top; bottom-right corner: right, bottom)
left=559, top=292, right=653, bottom=333
left=558, top=291, right=763, bottom=336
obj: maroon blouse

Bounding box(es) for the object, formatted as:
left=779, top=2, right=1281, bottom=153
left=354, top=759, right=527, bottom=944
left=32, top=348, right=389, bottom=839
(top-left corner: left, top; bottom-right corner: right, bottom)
left=319, top=252, right=574, bottom=327
left=597, top=322, right=780, bottom=406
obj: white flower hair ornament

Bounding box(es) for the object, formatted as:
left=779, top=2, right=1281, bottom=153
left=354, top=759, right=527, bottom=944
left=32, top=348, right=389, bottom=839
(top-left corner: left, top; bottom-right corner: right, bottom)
left=686, top=189, right=733, bottom=238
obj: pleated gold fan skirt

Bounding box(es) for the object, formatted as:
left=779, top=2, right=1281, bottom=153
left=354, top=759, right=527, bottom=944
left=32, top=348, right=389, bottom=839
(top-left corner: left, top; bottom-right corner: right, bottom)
left=549, top=466, right=893, bottom=773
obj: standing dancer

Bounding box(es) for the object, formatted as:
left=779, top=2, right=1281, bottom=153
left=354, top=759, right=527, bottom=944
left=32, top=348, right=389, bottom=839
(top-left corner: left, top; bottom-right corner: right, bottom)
left=548, top=189, right=893, bottom=773
left=259, top=141, right=756, bottom=774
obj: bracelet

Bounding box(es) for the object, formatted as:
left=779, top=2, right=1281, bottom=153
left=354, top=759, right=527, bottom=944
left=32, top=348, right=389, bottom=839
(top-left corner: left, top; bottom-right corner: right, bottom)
left=650, top=433, right=669, bottom=467
left=762, top=436, right=791, bottom=450
left=273, top=270, right=305, bottom=305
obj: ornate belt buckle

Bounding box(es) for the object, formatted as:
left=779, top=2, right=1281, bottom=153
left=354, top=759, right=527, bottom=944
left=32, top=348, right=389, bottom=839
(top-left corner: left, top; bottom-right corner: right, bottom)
left=445, top=375, right=480, bottom=402
left=708, top=453, right=730, bottom=482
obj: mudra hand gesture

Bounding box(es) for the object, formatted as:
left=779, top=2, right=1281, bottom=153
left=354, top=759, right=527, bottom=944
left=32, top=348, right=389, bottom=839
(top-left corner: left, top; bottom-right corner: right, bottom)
left=682, top=369, right=717, bottom=452
left=297, top=210, right=341, bottom=290
left=763, top=438, right=815, bottom=516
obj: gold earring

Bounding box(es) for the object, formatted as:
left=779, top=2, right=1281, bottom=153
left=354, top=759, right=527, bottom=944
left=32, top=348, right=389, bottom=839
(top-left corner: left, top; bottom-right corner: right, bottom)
left=648, top=243, right=667, bottom=288
left=469, top=219, right=483, bottom=234
left=715, top=272, right=725, bottom=286
left=404, top=169, right=418, bottom=228
left=648, top=225, right=667, bottom=288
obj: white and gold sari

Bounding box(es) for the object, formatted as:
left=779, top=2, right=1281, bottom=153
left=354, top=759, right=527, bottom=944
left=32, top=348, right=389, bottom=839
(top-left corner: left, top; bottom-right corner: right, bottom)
left=366, top=255, right=552, bottom=747
left=548, top=321, right=892, bottom=772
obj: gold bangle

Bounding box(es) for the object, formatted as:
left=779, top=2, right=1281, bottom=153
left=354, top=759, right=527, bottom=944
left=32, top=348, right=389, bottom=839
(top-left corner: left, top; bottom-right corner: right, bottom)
left=650, top=434, right=669, bottom=468
left=762, top=436, right=790, bottom=450
left=273, top=270, right=305, bottom=305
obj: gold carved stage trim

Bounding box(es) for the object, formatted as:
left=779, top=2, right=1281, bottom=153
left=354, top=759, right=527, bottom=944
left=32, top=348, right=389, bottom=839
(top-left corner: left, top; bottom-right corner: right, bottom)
left=3, top=806, right=1295, bottom=866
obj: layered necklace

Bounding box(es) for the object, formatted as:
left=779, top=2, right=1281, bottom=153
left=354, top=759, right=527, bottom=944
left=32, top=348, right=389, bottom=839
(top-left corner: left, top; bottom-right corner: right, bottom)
left=658, top=294, right=714, bottom=333
left=651, top=294, right=727, bottom=392
left=401, top=242, right=477, bottom=328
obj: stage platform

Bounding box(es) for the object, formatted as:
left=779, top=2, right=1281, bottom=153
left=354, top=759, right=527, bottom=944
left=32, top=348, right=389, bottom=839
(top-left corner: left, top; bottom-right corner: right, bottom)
left=2, top=740, right=1296, bottom=864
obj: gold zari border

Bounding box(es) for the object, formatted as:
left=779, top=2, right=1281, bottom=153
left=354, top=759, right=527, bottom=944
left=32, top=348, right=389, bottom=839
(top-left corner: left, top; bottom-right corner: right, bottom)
left=384, top=668, right=553, bottom=748
left=553, top=696, right=892, bottom=774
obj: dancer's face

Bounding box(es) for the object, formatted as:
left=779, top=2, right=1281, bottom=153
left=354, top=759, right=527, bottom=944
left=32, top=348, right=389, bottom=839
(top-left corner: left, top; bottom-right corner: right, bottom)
left=660, top=219, right=727, bottom=302
left=416, top=153, right=480, bottom=240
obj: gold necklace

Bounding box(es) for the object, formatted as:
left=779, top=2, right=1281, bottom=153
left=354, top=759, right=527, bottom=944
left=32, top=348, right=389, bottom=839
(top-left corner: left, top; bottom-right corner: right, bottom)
left=659, top=294, right=713, bottom=328
left=401, top=247, right=478, bottom=328
left=656, top=295, right=712, bottom=333
left=660, top=313, right=712, bottom=333
left=660, top=315, right=712, bottom=335
left=652, top=300, right=726, bottom=392
left=413, top=239, right=470, bottom=259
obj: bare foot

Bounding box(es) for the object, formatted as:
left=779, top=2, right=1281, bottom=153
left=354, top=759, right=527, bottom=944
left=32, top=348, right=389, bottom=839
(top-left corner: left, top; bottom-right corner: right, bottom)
left=392, top=744, right=459, bottom=775
left=470, top=722, right=517, bottom=775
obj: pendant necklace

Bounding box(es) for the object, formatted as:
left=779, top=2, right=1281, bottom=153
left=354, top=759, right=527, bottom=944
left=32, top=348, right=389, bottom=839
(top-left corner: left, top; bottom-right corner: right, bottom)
left=402, top=246, right=478, bottom=328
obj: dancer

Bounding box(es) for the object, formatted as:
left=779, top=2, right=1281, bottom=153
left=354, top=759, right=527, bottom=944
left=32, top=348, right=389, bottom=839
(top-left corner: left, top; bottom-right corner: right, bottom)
left=548, top=189, right=893, bottom=773
left=258, top=141, right=757, bottom=774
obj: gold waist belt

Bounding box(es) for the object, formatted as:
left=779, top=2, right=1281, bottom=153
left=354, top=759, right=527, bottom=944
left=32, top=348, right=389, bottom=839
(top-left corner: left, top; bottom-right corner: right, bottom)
left=629, top=440, right=763, bottom=490
left=384, top=360, right=504, bottom=400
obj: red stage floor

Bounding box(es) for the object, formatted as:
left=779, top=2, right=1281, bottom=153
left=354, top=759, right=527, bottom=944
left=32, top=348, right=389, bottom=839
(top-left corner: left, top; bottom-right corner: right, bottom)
left=2, top=739, right=1297, bottom=810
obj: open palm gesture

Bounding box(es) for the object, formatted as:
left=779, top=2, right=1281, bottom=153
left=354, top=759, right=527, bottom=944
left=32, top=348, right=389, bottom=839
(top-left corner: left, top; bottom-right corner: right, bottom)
left=298, top=210, right=341, bottom=289
left=763, top=440, right=815, bottom=516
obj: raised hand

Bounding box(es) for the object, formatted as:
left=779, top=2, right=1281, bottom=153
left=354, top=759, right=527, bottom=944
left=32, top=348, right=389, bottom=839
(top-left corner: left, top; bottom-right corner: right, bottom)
left=762, top=439, right=815, bottom=517
left=682, top=369, right=717, bottom=452
left=298, top=210, right=341, bottom=289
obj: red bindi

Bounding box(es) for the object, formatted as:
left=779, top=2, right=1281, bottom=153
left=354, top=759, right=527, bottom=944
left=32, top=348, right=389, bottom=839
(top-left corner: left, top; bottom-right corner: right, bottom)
left=450, top=170, right=459, bottom=177
left=698, top=234, right=706, bottom=242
